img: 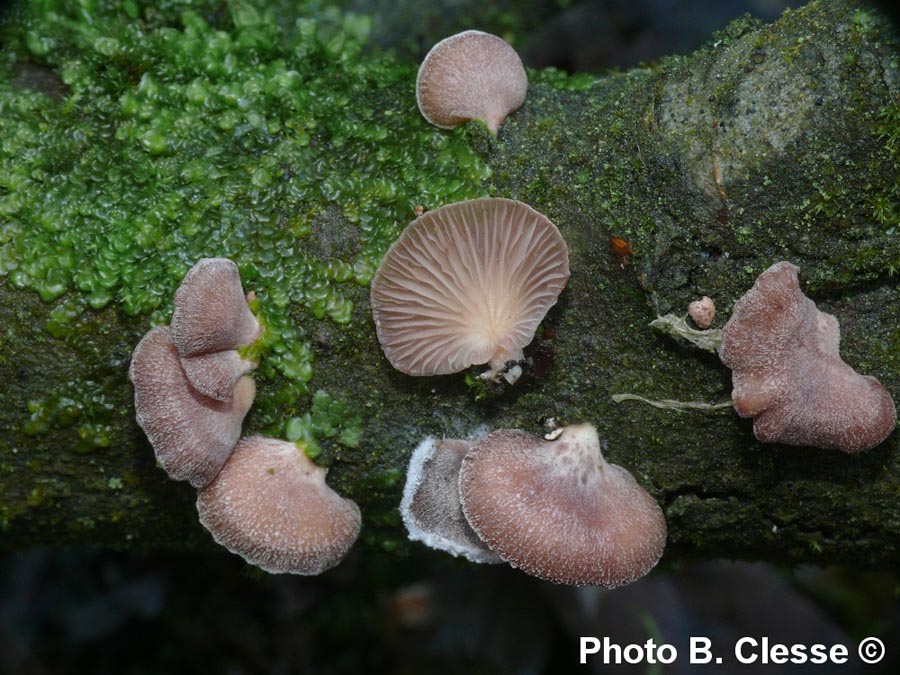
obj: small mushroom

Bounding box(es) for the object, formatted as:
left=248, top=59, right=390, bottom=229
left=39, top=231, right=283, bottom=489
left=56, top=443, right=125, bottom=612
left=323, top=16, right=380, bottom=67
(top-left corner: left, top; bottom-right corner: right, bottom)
left=180, top=350, right=259, bottom=403
left=171, top=258, right=261, bottom=400
left=400, top=437, right=502, bottom=564
left=129, top=326, right=255, bottom=488
left=458, top=425, right=667, bottom=587
left=719, top=261, right=896, bottom=452
left=416, top=30, right=527, bottom=135
left=370, top=197, right=569, bottom=383
left=197, top=436, right=361, bottom=575
left=687, top=296, right=716, bottom=329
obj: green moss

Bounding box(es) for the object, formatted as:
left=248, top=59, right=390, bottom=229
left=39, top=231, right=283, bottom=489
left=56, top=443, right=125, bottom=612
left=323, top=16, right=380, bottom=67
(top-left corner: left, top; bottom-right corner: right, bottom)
left=22, top=379, right=115, bottom=452
left=0, top=0, right=490, bottom=454
left=528, top=66, right=595, bottom=92
left=872, top=102, right=900, bottom=231
left=284, top=388, right=362, bottom=459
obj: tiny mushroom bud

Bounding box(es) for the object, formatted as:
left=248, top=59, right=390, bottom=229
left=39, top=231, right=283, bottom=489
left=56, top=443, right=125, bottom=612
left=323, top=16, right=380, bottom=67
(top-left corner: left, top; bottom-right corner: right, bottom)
left=197, top=436, right=361, bottom=575
left=687, top=296, right=716, bottom=329
left=171, top=258, right=261, bottom=400
left=459, top=425, right=667, bottom=587
left=719, top=261, right=896, bottom=453
left=400, top=437, right=502, bottom=564
left=416, top=30, right=527, bottom=135
left=129, top=326, right=255, bottom=488
left=370, top=197, right=569, bottom=384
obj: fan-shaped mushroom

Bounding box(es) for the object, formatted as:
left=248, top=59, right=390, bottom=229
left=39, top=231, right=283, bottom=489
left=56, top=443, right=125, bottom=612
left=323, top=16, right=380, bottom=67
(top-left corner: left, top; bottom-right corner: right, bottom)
left=129, top=326, right=255, bottom=488
left=459, top=424, right=666, bottom=587
left=400, top=437, right=501, bottom=564
left=719, top=261, right=896, bottom=452
left=370, top=197, right=569, bottom=384
left=179, top=350, right=259, bottom=403
left=197, top=436, right=361, bottom=575
left=171, top=258, right=261, bottom=401
left=416, top=30, right=527, bottom=135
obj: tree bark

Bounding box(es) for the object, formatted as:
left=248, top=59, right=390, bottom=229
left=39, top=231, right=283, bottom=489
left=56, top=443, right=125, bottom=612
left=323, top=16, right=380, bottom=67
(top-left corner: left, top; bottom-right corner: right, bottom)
left=1, top=0, right=899, bottom=570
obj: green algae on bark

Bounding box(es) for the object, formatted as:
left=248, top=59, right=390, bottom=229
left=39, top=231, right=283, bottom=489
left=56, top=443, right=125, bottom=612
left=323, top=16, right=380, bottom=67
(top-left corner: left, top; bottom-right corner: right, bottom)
left=1, top=0, right=899, bottom=569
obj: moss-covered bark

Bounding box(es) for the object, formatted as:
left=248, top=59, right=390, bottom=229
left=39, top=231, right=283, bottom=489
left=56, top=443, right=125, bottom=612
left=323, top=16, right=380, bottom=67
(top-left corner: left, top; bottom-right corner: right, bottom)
left=1, top=0, right=899, bottom=570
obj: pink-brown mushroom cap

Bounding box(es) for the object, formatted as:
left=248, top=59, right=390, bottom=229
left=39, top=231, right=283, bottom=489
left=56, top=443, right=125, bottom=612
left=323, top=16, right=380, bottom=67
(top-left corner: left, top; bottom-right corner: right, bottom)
left=719, top=261, right=896, bottom=453
left=400, top=437, right=502, bottom=564
left=459, top=425, right=667, bottom=587
left=416, top=30, right=527, bottom=135
left=129, top=326, right=255, bottom=488
left=180, top=350, right=259, bottom=402
left=688, top=296, right=716, bottom=329
left=197, top=436, right=361, bottom=575
left=171, top=258, right=261, bottom=357
left=370, top=197, right=569, bottom=378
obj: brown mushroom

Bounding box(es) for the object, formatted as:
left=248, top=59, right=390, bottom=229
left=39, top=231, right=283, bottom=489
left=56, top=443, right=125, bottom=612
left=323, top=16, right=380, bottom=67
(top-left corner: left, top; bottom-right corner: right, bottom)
left=719, top=261, right=896, bottom=452
left=170, top=258, right=261, bottom=400
left=129, top=326, right=255, bottom=488
left=197, top=436, right=361, bottom=575
left=400, top=436, right=502, bottom=564
left=458, top=424, right=666, bottom=587
left=416, top=30, right=527, bottom=135
left=180, top=350, right=259, bottom=403
left=370, top=197, right=569, bottom=383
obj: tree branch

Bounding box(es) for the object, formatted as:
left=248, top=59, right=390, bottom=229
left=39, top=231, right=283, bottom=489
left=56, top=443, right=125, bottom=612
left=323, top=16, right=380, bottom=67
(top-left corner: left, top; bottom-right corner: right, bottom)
left=1, top=0, right=898, bottom=569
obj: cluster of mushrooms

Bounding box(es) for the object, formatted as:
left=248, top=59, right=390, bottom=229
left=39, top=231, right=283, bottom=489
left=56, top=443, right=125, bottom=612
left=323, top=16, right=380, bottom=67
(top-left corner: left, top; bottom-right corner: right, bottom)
left=371, top=195, right=667, bottom=587
left=400, top=426, right=666, bottom=588
left=130, top=258, right=360, bottom=575
left=129, top=29, right=896, bottom=584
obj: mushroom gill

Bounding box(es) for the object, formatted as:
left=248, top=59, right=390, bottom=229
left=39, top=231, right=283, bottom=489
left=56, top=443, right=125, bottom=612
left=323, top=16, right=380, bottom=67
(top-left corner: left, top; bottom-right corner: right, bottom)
left=370, top=197, right=569, bottom=383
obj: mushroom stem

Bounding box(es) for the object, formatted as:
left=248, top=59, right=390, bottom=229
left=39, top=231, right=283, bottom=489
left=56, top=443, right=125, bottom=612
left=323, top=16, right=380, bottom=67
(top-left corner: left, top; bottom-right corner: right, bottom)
left=481, top=347, right=525, bottom=384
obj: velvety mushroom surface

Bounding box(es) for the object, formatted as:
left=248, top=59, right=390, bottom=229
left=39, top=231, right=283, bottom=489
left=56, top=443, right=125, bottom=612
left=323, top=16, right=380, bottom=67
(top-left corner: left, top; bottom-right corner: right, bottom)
left=370, top=197, right=569, bottom=381
left=400, top=437, right=501, bottom=564
left=416, top=30, right=527, bottom=135
left=180, top=350, right=259, bottom=403
left=169, top=258, right=261, bottom=400
left=129, top=326, right=255, bottom=488
left=720, top=261, right=896, bottom=453
left=459, top=425, right=666, bottom=587
left=197, top=436, right=361, bottom=575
